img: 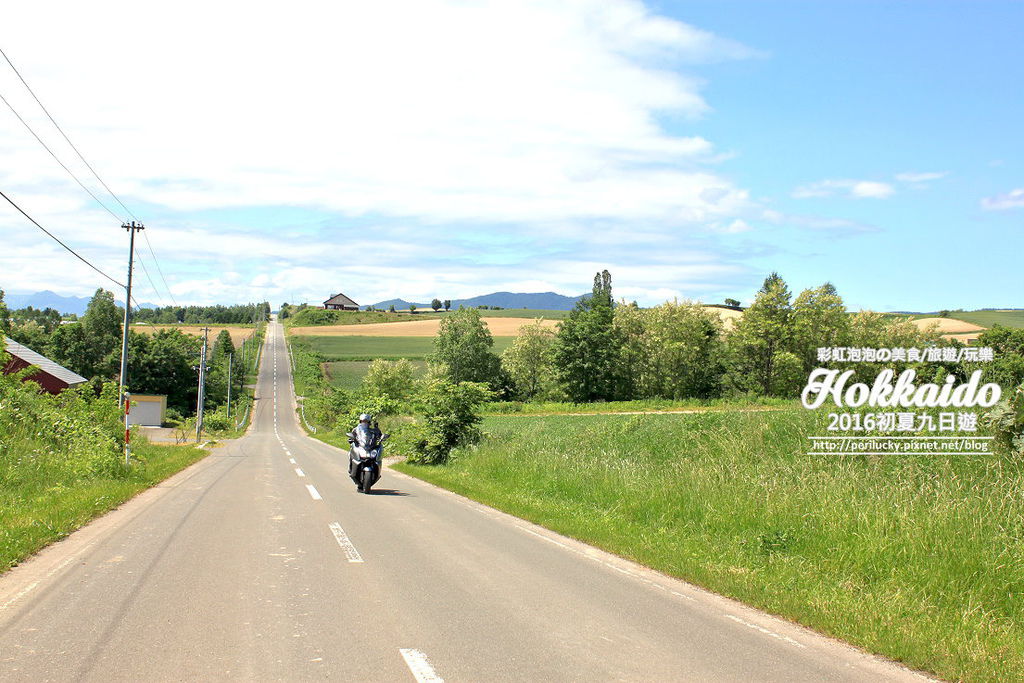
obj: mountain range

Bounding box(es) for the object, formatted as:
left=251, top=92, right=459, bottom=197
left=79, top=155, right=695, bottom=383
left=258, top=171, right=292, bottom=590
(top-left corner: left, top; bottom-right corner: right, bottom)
left=370, top=291, right=586, bottom=311
left=3, top=290, right=158, bottom=316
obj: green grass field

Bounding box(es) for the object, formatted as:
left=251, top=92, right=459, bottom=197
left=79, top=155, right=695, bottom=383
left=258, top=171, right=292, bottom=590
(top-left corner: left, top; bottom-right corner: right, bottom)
left=893, top=309, right=1024, bottom=329
left=292, top=335, right=516, bottom=361
left=322, top=359, right=430, bottom=390
left=396, top=409, right=1022, bottom=681
left=1, top=440, right=208, bottom=573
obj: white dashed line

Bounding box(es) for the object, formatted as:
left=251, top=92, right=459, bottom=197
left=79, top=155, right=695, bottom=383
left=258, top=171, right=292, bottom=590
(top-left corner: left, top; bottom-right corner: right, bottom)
left=399, top=648, right=443, bottom=682
left=328, top=522, right=364, bottom=563
left=305, top=484, right=322, bottom=500
left=295, top=468, right=305, bottom=477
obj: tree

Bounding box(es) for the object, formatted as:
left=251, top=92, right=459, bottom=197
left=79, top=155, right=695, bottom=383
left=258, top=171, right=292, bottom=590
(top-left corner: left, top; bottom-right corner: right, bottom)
left=552, top=270, right=620, bottom=402
left=0, top=289, right=10, bottom=337
left=443, top=299, right=451, bottom=312
left=388, top=304, right=396, bottom=313
left=790, top=283, right=849, bottom=372
left=725, top=273, right=793, bottom=395
left=430, top=307, right=502, bottom=386
left=724, top=298, right=741, bottom=308
left=127, top=329, right=201, bottom=414
left=501, top=320, right=558, bottom=400
left=212, top=329, right=235, bottom=360
left=617, top=300, right=726, bottom=400
left=409, top=304, right=417, bottom=314
left=362, top=358, right=416, bottom=401
left=431, top=298, right=442, bottom=312
left=81, top=288, right=123, bottom=379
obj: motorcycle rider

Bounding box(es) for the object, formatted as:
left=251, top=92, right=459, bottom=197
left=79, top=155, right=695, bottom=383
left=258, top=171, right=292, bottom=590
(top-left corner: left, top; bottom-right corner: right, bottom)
left=348, top=413, right=383, bottom=489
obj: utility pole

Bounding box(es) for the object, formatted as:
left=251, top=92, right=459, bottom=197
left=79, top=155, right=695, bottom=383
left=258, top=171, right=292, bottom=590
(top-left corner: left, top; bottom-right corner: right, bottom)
left=118, top=221, right=144, bottom=465
left=195, top=326, right=210, bottom=443
left=226, top=352, right=233, bottom=418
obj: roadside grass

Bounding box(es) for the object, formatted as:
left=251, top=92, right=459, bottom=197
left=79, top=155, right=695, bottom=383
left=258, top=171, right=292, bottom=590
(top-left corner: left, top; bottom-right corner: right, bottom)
left=395, top=410, right=1024, bottom=681
left=290, top=335, right=515, bottom=361
left=323, top=360, right=429, bottom=391
left=0, top=440, right=208, bottom=573
left=484, top=396, right=794, bottom=415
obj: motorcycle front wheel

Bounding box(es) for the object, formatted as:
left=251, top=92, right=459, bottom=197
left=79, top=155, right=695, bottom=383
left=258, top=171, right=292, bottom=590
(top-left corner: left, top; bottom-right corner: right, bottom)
left=361, top=468, right=373, bottom=494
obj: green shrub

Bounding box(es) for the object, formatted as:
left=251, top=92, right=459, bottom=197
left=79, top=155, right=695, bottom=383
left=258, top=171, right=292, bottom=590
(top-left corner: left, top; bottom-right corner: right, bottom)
left=985, top=382, right=1024, bottom=456
left=405, top=378, right=492, bottom=465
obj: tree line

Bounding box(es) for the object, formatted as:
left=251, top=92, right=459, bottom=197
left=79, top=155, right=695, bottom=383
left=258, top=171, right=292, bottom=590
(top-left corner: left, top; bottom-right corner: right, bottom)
left=1, top=288, right=255, bottom=417
left=428, top=271, right=1024, bottom=403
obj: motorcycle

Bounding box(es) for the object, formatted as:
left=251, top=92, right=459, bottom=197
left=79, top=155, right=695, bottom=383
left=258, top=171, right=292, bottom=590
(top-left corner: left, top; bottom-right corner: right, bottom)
left=349, top=432, right=389, bottom=494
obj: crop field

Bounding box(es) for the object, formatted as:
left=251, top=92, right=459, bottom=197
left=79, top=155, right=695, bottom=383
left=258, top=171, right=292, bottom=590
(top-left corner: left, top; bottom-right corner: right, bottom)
left=131, top=324, right=254, bottom=347
left=292, top=335, right=517, bottom=360
left=396, top=409, right=1021, bottom=681
left=323, top=359, right=429, bottom=390
left=289, top=316, right=558, bottom=337
left=942, top=310, right=1024, bottom=329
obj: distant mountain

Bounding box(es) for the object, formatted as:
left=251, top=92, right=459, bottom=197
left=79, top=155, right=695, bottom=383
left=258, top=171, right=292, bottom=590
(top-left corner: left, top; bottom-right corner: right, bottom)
left=4, top=290, right=158, bottom=315
left=370, top=291, right=587, bottom=311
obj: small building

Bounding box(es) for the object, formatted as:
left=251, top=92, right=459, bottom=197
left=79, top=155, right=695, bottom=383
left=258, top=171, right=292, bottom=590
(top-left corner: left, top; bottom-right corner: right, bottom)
left=2, top=336, right=88, bottom=394
left=323, top=292, right=359, bottom=311
left=127, top=394, right=167, bottom=427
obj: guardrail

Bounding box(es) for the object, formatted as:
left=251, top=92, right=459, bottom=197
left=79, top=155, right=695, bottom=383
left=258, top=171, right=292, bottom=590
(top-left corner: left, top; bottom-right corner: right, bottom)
left=235, top=404, right=251, bottom=431
left=298, top=399, right=317, bottom=434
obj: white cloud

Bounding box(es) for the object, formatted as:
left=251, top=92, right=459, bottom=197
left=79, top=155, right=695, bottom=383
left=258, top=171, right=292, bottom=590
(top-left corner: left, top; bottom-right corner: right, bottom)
left=792, top=179, right=894, bottom=200
left=981, top=188, right=1024, bottom=211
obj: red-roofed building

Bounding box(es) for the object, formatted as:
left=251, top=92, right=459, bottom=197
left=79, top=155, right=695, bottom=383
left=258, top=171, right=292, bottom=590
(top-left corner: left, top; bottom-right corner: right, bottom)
left=3, top=336, right=88, bottom=394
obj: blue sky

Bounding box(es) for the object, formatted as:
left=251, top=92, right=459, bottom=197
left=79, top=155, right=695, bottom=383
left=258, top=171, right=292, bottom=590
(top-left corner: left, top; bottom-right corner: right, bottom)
left=0, top=0, right=1020, bottom=311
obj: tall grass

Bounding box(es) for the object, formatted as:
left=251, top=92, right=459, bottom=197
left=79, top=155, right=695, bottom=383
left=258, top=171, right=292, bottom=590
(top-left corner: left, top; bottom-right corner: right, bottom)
left=0, top=366, right=207, bottom=572
left=397, top=409, right=1024, bottom=681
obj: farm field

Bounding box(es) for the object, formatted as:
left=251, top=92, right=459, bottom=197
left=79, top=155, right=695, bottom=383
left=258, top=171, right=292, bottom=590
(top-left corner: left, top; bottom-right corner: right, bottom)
left=933, top=310, right=1024, bottom=329
left=395, top=409, right=1019, bottom=682
left=323, top=359, right=429, bottom=390
left=289, top=316, right=557, bottom=337
left=291, top=335, right=516, bottom=360
left=131, top=324, right=254, bottom=347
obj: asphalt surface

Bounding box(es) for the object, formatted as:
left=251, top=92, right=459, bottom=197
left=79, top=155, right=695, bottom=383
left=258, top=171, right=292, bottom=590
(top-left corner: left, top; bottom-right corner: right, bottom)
left=0, top=319, right=930, bottom=682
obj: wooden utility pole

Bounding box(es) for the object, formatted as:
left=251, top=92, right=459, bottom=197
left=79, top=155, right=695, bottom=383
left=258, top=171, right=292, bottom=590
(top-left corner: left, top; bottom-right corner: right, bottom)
left=118, top=221, right=144, bottom=464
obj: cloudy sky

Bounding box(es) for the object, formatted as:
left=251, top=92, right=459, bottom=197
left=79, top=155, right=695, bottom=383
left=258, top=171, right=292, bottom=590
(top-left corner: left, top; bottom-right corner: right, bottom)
left=1, top=0, right=1021, bottom=310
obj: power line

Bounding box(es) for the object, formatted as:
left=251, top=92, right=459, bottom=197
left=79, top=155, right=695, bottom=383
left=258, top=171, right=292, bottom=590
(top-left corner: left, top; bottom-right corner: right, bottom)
left=0, top=188, right=124, bottom=288
left=142, top=231, right=178, bottom=307
left=0, top=87, right=123, bottom=222
left=1, top=47, right=180, bottom=309
left=0, top=46, right=139, bottom=223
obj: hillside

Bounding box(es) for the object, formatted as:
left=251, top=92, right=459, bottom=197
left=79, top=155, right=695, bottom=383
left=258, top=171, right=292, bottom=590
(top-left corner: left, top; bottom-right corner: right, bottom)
left=371, top=291, right=585, bottom=311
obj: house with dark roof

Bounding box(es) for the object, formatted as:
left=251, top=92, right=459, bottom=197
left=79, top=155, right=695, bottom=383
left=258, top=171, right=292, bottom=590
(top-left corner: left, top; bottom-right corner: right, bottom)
left=323, top=292, right=359, bottom=311
left=3, top=336, right=88, bottom=394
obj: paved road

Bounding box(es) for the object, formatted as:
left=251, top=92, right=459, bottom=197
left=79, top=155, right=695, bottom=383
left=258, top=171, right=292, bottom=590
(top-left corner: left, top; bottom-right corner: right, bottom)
left=0, top=320, right=928, bottom=682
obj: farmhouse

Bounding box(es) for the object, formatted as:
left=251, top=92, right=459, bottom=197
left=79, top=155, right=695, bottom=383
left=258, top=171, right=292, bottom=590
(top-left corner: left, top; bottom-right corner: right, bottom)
left=323, top=292, right=359, bottom=311
left=2, top=336, right=87, bottom=394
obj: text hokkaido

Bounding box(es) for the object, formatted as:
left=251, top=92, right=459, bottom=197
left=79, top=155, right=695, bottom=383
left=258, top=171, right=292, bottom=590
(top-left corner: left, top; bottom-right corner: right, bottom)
left=801, top=369, right=1002, bottom=410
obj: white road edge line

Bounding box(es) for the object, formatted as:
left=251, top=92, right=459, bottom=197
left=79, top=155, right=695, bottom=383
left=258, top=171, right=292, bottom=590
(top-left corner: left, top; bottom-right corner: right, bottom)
left=399, top=648, right=443, bottom=682
left=328, top=522, right=364, bottom=563
left=724, top=614, right=806, bottom=648
left=306, top=484, right=322, bottom=500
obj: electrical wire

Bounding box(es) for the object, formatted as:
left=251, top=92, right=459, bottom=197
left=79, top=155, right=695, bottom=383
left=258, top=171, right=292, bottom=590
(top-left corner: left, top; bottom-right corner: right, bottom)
left=0, top=46, right=138, bottom=222
left=0, top=188, right=125, bottom=288
left=0, top=47, right=180, bottom=308
left=0, top=88, right=124, bottom=222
